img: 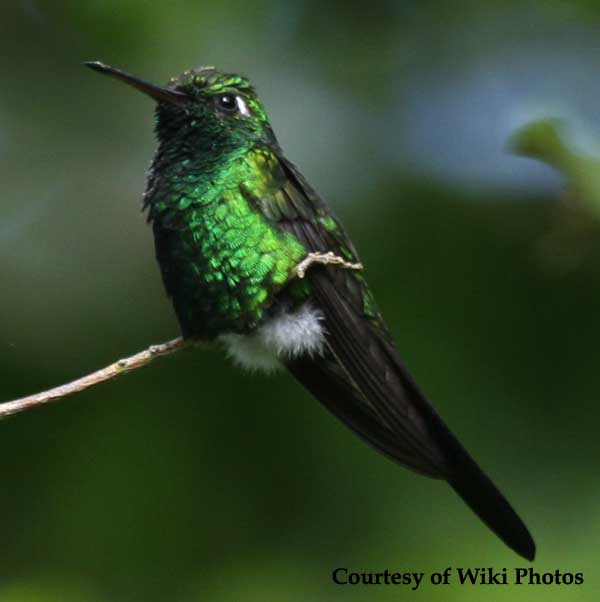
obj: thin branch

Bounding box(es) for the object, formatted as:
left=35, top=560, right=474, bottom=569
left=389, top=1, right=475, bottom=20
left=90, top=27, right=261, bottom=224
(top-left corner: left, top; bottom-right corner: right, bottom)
left=0, top=337, right=189, bottom=419
left=0, top=253, right=355, bottom=420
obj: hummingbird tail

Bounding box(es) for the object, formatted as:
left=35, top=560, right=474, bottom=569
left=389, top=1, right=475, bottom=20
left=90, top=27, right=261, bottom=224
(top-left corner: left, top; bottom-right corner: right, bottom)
left=408, top=391, right=536, bottom=561
left=446, top=442, right=536, bottom=561
left=288, top=351, right=536, bottom=561
left=381, top=368, right=536, bottom=561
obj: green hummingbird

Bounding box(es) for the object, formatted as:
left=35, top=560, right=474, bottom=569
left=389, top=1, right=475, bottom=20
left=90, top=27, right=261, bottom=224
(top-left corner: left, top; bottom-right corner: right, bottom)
left=86, top=61, right=535, bottom=560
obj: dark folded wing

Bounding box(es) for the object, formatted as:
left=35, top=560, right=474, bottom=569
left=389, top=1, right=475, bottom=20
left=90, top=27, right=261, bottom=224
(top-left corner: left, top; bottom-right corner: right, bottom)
left=247, top=151, right=535, bottom=560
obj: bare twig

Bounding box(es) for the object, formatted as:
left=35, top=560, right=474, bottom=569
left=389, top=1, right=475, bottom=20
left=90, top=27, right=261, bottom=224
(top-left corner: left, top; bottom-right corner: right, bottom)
left=0, top=337, right=189, bottom=419
left=0, top=250, right=360, bottom=420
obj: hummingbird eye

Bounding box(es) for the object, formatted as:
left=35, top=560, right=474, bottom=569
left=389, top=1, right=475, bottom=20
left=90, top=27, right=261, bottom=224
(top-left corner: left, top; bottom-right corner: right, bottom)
left=215, top=93, right=251, bottom=117
left=216, top=94, right=237, bottom=112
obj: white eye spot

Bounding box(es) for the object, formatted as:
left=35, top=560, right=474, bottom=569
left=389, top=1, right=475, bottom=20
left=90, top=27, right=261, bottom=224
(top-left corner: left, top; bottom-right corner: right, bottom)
left=235, top=96, right=250, bottom=116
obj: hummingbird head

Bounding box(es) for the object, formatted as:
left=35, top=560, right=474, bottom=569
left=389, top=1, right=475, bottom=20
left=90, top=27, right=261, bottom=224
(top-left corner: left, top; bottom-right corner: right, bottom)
left=85, top=61, right=277, bottom=155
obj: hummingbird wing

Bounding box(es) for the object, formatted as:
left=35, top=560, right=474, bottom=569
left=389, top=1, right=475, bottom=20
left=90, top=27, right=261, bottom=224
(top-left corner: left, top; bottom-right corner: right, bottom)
left=247, top=149, right=535, bottom=560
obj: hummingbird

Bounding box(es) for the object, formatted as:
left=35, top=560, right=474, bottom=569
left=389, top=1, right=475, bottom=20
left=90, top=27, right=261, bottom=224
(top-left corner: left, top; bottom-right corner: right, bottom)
left=86, top=61, right=535, bottom=561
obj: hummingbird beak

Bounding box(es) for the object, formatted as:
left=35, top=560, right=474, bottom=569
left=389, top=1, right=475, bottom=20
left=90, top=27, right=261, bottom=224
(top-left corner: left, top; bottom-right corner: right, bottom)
left=85, top=61, right=190, bottom=106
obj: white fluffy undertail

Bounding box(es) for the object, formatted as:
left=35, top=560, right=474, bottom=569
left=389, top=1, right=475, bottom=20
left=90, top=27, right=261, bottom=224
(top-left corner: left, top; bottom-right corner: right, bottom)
left=218, top=304, right=325, bottom=373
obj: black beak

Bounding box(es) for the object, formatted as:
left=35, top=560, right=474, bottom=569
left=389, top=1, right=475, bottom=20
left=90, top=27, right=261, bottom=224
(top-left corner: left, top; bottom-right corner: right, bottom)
left=85, top=61, right=190, bottom=106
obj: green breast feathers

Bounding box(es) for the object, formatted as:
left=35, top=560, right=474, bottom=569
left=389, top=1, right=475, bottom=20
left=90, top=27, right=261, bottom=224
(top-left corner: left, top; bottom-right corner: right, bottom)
left=147, top=148, right=309, bottom=337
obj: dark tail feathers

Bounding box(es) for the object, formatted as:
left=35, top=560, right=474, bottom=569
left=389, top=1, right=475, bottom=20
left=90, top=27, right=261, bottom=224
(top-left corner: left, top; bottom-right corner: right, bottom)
left=448, top=449, right=535, bottom=561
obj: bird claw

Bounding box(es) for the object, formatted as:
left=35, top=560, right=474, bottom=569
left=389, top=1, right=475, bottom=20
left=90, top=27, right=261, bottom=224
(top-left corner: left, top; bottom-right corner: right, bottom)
left=294, top=251, right=363, bottom=279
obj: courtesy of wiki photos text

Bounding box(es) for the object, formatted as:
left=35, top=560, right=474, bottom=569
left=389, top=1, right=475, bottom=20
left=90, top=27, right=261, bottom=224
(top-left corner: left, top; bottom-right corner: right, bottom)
left=330, top=566, right=584, bottom=591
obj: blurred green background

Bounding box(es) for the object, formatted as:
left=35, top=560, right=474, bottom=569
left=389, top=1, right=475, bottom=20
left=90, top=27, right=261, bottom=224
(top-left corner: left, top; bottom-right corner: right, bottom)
left=2, top=1, right=600, bottom=600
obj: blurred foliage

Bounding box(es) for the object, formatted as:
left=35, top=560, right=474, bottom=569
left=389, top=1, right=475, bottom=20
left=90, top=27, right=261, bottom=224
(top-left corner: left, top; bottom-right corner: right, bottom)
left=511, top=119, right=600, bottom=271
left=2, top=1, right=600, bottom=601
left=510, top=118, right=600, bottom=211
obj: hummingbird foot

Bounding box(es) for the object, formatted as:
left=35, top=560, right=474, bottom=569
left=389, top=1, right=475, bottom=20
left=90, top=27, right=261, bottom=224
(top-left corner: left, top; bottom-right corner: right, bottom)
left=294, top=252, right=363, bottom=279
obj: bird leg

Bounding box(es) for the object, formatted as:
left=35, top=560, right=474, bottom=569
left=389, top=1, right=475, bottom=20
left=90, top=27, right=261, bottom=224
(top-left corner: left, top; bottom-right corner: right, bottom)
left=294, top=251, right=363, bottom=279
